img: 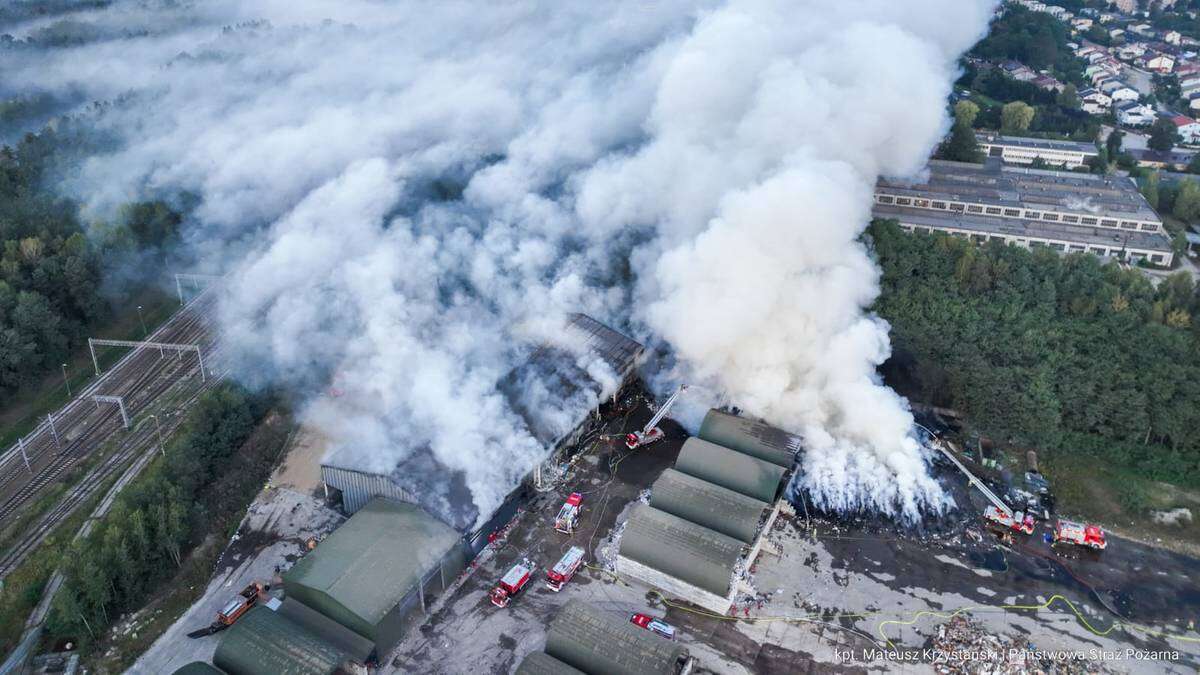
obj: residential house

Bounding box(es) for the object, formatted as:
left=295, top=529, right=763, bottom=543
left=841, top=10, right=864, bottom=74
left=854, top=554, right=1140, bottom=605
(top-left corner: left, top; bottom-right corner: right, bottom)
left=1145, top=52, right=1176, bottom=73
left=1071, top=17, right=1094, bottom=31
left=1034, top=74, right=1065, bottom=92
left=1165, top=30, right=1183, bottom=46
left=1079, top=87, right=1112, bottom=114
left=1097, top=12, right=1118, bottom=24
left=1112, top=0, right=1135, bottom=12
left=1001, top=60, right=1038, bottom=82
left=1129, top=148, right=1195, bottom=171
left=1130, top=23, right=1155, bottom=38
left=1190, top=97, right=1200, bottom=113
left=1101, top=80, right=1140, bottom=102
left=1116, top=101, right=1156, bottom=126
left=1117, top=42, right=1148, bottom=60
left=1181, top=74, right=1200, bottom=98
left=1172, top=115, right=1200, bottom=144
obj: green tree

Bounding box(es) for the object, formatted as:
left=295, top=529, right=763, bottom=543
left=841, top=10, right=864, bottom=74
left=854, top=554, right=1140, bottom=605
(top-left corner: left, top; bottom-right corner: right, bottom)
left=1142, top=172, right=1161, bottom=210
left=1001, top=101, right=1035, bottom=134
left=1173, top=178, right=1200, bottom=221
left=954, top=99, right=980, bottom=128
left=1106, top=129, right=1123, bottom=159
left=938, top=119, right=982, bottom=163
left=1057, top=83, right=1080, bottom=109
left=1149, top=117, right=1179, bottom=152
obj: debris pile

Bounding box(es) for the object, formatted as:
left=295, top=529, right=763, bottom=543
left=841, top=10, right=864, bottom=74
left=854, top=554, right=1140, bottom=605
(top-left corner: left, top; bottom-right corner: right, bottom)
left=930, top=616, right=1110, bottom=674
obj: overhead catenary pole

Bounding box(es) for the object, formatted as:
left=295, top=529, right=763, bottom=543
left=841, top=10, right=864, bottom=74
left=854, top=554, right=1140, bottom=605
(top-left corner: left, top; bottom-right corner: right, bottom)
left=47, top=413, right=61, bottom=450
left=17, top=437, right=31, bottom=473
left=89, top=339, right=100, bottom=376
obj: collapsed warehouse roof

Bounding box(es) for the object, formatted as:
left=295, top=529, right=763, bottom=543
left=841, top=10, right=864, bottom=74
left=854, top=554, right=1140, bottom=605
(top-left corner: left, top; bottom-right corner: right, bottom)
left=649, top=468, right=768, bottom=544
left=212, top=606, right=351, bottom=675
left=321, top=313, right=643, bottom=530
left=674, top=437, right=787, bottom=503
left=517, top=604, right=690, bottom=675
left=282, top=498, right=466, bottom=654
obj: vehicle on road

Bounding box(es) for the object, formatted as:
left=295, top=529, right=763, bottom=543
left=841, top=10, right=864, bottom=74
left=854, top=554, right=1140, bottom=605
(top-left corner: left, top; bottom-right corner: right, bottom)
left=555, top=493, right=583, bottom=534
left=490, top=558, right=537, bottom=608
left=546, top=546, right=585, bottom=592
left=1053, top=519, right=1107, bottom=551
left=983, top=505, right=1035, bottom=535
left=630, top=612, right=676, bottom=640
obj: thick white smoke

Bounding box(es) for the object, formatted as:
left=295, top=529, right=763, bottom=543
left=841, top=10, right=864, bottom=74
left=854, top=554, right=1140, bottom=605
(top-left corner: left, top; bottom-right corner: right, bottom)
left=2, top=0, right=997, bottom=524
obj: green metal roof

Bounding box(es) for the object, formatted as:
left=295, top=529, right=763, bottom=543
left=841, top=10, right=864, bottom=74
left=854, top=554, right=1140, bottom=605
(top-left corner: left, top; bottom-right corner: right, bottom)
left=170, top=662, right=227, bottom=675
left=697, top=409, right=799, bottom=468
left=514, top=651, right=588, bottom=675
left=277, top=598, right=375, bottom=662
left=618, top=504, right=744, bottom=597
left=282, top=498, right=460, bottom=636
left=649, top=468, right=768, bottom=543
left=212, top=606, right=349, bottom=675
left=674, top=437, right=786, bottom=502
left=545, top=604, right=687, bottom=675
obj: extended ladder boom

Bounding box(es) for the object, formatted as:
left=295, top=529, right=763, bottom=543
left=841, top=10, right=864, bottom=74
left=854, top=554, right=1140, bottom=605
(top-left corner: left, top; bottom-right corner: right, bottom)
left=642, top=385, right=687, bottom=434
left=934, top=442, right=1012, bottom=518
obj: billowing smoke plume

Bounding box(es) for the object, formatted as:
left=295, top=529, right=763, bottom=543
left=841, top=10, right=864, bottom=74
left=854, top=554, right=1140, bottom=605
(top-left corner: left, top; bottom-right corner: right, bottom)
left=1, top=0, right=997, bottom=524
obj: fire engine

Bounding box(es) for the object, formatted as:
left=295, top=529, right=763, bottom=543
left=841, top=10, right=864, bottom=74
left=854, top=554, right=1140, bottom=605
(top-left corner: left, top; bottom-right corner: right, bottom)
left=490, top=558, right=537, bottom=608
left=982, top=505, right=1035, bottom=535
left=555, top=493, right=583, bottom=534
left=546, top=546, right=586, bottom=592
left=625, top=385, right=687, bottom=449
left=1053, top=519, right=1107, bottom=551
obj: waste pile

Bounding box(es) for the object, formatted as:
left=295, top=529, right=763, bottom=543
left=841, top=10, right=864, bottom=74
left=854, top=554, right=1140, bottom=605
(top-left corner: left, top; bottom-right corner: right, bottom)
left=929, top=615, right=1111, bottom=674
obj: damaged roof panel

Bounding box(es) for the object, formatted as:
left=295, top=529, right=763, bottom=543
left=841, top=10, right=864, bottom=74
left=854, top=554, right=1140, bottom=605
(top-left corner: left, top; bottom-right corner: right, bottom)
left=545, top=603, right=688, bottom=675
left=697, top=409, right=800, bottom=468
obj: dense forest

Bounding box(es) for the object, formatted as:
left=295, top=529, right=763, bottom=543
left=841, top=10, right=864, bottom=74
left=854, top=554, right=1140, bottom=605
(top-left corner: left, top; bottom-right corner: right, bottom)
left=45, top=384, right=274, bottom=647
left=871, top=220, right=1200, bottom=485
left=0, top=124, right=181, bottom=401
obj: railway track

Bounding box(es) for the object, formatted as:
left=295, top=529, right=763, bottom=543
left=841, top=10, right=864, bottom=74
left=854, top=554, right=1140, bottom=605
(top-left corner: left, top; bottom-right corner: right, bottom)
left=0, top=357, right=231, bottom=578
left=0, top=288, right=224, bottom=536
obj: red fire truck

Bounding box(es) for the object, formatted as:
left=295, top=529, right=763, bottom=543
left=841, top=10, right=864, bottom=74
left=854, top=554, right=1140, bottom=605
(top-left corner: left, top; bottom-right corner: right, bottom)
left=490, top=558, right=537, bottom=608
left=555, top=493, right=583, bottom=534
left=982, top=505, right=1035, bottom=535
left=1053, top=519, right=1107, bottom=551
left=546, top=546, right=586, bottom=592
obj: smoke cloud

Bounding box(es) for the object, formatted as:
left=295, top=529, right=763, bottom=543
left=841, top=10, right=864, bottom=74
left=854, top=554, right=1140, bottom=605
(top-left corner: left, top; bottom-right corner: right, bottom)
left=2, top=0, right=997, bottom=524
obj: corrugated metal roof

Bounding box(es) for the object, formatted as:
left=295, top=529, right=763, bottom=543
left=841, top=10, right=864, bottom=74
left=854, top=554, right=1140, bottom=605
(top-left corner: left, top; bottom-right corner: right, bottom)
left=697, top=409, right=799, bottom=468
left=276, top=598, right=375, bottom=662
left=282, top=498, right=460, bottom=630
left=514, top=651, right=588, bottom=675
left=674, top=437, right=786, bottom=502
left=545, top=604, right=687, bottom=675
left=212, top=606, right=348, bottom=675
left=618, top=504, right=743, bottom=597
left=170, top=662, right=227, bottom=675
left=649, top=468, right=767, bottom=543
left=321, top=314, right=641, bottom=530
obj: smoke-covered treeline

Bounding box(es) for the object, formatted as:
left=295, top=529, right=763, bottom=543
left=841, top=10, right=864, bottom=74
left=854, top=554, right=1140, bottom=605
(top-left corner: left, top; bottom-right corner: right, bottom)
left=873, top=220, right=1200, bottom=484
left=2, top=0, right=999, bottom=524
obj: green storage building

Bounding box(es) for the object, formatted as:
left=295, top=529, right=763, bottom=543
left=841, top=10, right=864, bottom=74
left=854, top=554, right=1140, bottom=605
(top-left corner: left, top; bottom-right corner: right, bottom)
left=696, top=408, right=800, bottom=468
left=282, top=497, right=467, bottom=656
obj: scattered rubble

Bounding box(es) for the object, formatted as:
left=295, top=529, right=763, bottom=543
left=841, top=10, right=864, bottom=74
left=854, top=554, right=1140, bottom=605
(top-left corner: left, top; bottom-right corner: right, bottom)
left=929, top=615, right=1111, bottom=674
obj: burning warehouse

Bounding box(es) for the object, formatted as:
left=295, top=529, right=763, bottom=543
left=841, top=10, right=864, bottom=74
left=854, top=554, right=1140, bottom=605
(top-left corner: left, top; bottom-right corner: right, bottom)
left=319, top=313, right=643, bottom=544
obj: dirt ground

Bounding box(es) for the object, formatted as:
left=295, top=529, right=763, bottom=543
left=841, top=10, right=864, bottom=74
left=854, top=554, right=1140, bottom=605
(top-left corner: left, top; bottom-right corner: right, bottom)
left=269, top=425, right=330, bottom=498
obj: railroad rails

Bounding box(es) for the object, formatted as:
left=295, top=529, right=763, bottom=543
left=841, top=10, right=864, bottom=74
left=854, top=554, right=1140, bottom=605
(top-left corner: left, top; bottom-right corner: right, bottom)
left=0, top=287, right=224, bottom=549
